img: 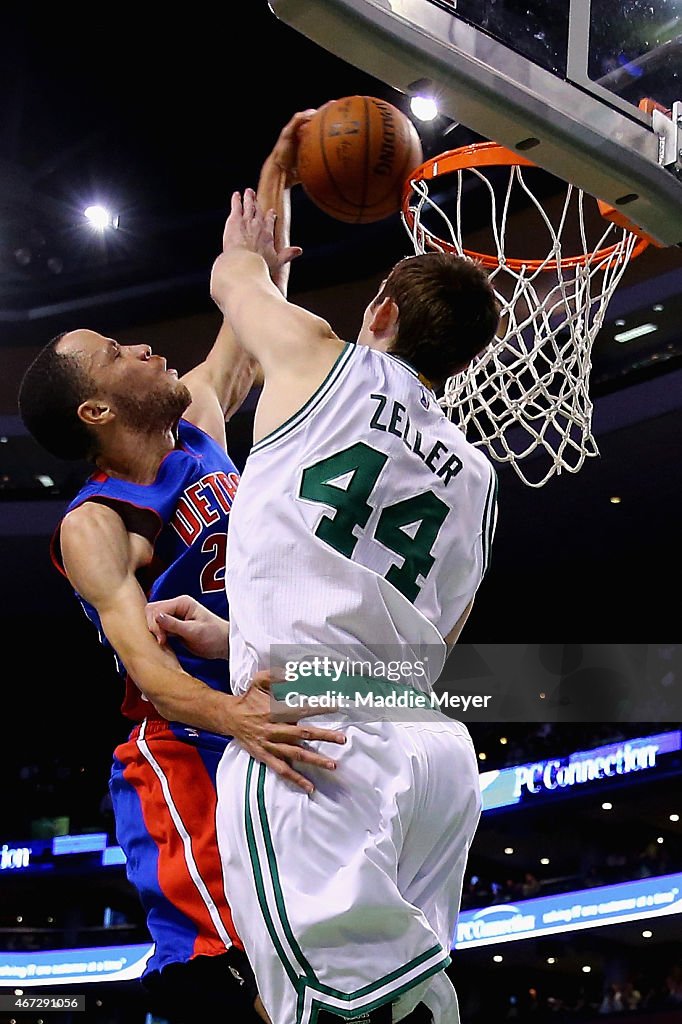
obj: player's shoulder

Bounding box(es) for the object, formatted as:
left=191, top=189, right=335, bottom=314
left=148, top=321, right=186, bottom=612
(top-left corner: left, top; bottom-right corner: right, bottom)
left=61, top=500, right=126, bottom=548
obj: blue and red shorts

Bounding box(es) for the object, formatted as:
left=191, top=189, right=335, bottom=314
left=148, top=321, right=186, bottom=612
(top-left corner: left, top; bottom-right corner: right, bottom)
left=110, top=718, right=241, bottom=978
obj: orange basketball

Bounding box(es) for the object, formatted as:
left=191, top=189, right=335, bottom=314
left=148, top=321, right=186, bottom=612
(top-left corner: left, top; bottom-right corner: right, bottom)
left=297, top=96, right=423, bottom=224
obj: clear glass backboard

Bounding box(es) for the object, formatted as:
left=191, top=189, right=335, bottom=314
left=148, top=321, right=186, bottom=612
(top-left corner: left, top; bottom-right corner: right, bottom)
left=270, top=0, right=682, bottom=245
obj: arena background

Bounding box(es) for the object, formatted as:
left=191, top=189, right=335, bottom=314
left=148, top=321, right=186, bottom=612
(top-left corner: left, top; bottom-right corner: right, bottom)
left=0, top=6, right=680, bottom=1023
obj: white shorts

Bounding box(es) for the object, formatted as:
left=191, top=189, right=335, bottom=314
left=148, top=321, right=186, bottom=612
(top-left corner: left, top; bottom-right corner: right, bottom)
left=215, top=714, right=481, bottom=1024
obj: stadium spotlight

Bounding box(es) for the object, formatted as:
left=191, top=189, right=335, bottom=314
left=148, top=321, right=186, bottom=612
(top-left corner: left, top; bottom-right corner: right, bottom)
left=84, top=205, right=119, bottom=230
left=407, top=78, right=439, bottom=122
left=410, top=95, right=439, bottom=121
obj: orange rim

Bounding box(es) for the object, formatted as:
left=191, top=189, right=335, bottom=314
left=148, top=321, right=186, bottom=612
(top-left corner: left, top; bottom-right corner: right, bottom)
left=402, top=142, right=650, bottom=271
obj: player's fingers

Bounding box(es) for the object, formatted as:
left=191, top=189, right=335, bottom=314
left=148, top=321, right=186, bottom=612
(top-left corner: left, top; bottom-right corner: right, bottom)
left=290, top=701, right=347, bottom=724
left=155, top=612, right=195, bottom=642
left=243, top=187, right=256, bottom=220
left=147, top=620, right=168, bottom=646
left=251, top=669, right=287, bottom=691
left=223, top=192, right=242, bottom=248
left=278, top=246, right=303, bottom=266
left=279, top=109, right=316, bottom=142
left=264, top=742, right=337, bottom=771
left=145, top=605, right=167, bottom=644
left=263, top=208, right=277, bottom=238
left=290, top=108, right=317, bottom=129
left=267, top=723, right=346, bottom=746
left=259, top=750, right=314, bottom=794
left=147, top=595, right=196, bottom=620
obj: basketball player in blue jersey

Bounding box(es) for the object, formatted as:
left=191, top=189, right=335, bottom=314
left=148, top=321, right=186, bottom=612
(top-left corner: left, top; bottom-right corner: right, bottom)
left=17, top=114, right=345, bottom=1024
left=152, top=189, right=500, bottom=1024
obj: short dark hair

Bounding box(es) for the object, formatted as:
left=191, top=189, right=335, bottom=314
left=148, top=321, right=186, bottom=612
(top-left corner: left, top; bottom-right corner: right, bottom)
left=18, top=334, right=98, bottom=460
left=379, top=252, right=500, bottom=386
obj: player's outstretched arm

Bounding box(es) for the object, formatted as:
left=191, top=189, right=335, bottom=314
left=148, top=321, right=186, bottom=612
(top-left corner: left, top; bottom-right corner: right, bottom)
left=180, top=111, right=315, bottom=443
left=210, top=189, right=342, bottom=382
left=60, top=503, right=344, bottom=792
left=254, top=108, right=315, bottom=296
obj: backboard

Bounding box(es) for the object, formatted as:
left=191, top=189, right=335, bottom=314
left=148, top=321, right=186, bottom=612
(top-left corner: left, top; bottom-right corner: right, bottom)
left=269, top=0, right=682, bottom=246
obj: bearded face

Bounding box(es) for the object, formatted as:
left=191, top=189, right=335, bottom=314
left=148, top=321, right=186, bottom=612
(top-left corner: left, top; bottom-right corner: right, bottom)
left=57, top=331, right=194, bottom=443
left=112, top=376, right=192, bottom=434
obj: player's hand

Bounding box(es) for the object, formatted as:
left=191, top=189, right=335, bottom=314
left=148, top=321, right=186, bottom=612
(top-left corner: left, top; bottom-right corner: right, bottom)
left=221, top=189, right=301, bottom=272
left=231, top=670, right=346, bottom=794
left=268, top=108, right=316, bottom=188
left=146, top=595, right=229, bottom=660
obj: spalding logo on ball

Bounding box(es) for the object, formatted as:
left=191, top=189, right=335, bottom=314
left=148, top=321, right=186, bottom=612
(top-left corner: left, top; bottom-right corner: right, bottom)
left=297, top=96, right=424, bottom=224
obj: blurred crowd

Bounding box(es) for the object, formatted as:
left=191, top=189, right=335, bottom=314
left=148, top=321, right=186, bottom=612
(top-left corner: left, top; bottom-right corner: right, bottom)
left=457, top=957, right=682, bottom=1023
left=461, top=836, right=679, bottom=911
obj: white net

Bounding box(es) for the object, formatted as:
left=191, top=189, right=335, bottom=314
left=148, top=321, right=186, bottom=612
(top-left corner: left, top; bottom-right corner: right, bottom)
left=404, top=154, right=645, bottom=487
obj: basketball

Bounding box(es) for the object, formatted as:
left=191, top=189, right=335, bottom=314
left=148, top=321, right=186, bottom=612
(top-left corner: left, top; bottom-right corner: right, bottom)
left=297, top=96, right=423, bottom=224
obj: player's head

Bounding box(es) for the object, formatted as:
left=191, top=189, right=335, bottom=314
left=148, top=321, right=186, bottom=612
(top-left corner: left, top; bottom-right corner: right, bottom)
left=18, top=329, right=191, bottom=461
left=356, top=252, right=500, bottom=386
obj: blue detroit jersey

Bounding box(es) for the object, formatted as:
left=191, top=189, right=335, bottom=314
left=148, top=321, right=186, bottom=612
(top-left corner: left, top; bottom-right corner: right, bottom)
left=52, top=419, right=238, bottom=722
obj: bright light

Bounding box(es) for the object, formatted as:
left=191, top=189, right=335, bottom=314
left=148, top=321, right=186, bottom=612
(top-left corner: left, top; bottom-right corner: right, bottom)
left=36, top=475, right=55, bottom=488
left=614, top=322, right=658, bottom=343
left=602, top=802, right=613, bottom=810
left=670, top=814, right=680, bottom=822
left=410, top=95, right=439, bottom=121
left=642, top=930, right=653, bottom=938
left=500, top=737, right=508, bottom=745
left=653, top=304, right=664, bottom=312
left=84, top=205, right=113, bottom=230
left=504, top=847, right=514, bottom=855
left=493, top=954, right=503, bottom=963
left=615, top=319, right=626, bottom=327
left=547, top=957, right=556, bottom=965
left=540, top=857, right=550, bottom=865
left=582, top=965, right=591, bottom=974
left=610, top=497, right=622, bottom=505
left=657, top=836, right=664, bottom=844
left=478, top=752, right=487, bottom=761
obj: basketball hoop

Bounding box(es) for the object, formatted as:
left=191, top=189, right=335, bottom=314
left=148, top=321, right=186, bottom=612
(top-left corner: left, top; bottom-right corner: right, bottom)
left=402, top=142, right=651, bottom=487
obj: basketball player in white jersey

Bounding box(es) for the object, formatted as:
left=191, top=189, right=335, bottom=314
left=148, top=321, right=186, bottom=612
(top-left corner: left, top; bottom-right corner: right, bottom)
left=151, top=189, right=499, bottom=1024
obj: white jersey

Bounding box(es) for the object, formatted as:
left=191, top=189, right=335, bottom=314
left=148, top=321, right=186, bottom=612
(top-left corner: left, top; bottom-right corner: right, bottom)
left=226, top=342, right=497, bottom=694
